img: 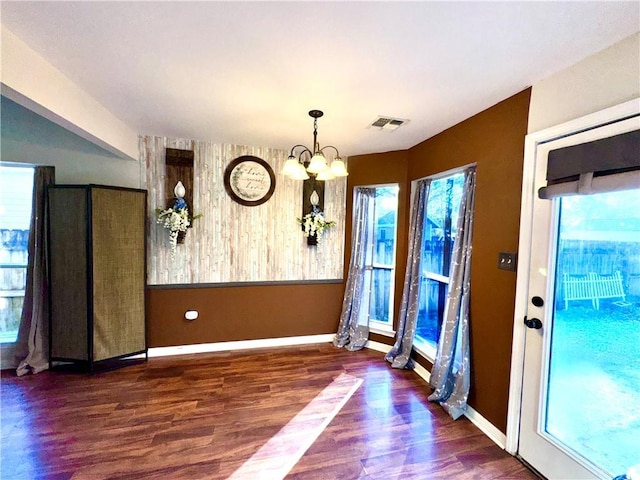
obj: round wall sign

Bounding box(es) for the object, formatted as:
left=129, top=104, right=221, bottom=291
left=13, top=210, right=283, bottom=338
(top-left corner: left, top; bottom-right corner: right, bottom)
left=224, top=155, right=276, bottom=206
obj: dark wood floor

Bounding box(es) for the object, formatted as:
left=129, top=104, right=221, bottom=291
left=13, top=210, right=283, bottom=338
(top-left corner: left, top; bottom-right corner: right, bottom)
left=1, top=344, right=537, bottom=479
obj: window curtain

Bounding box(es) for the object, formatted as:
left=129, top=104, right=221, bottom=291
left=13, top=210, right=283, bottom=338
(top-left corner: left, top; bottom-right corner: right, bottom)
left=385, top=178, right=431, bottom=369
left=15, top=166, right=55, bottom=376
left=333, top=188, right=376, bottom=351
left=428, top=166, right=476, bottom=419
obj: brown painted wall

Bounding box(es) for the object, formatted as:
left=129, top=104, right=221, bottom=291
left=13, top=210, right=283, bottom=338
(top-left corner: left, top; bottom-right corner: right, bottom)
left=147, top=282, right=344, bottom=347
left=408, top=89, right=531, bottom=432
left=346, top=89, right=531, bottom=433
left=344, top=150, right=409, bottom=344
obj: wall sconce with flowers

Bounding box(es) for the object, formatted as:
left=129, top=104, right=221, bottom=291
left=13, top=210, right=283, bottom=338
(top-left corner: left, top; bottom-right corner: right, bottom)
left=156, top=181, right=202, bottom=256
left=297, top=191, right=336, bottom=246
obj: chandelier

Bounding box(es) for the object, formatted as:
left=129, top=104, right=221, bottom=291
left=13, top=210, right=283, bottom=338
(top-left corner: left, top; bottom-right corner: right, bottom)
left=282, top=110, right=348, bottom=181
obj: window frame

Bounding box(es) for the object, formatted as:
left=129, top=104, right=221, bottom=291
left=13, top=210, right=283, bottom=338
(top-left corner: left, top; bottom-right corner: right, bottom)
left=0, top=162, right=34, bottom=368
left=356, top=183, right=399, bottom=337
left=412, top=164, right=473, bottom=361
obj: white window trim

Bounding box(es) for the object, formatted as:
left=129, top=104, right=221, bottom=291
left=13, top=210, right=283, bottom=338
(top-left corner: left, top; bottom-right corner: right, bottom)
left=423, top=272, right=450, bottom=284
left=0, top=163, right=35, bottom=367
left=412, top=163, right=475, bottom=185
left=411, top=163, right=476, bottom=355
left=413, top=338, right=437, bottom=363
left=372, top=263, right=393, bottom=270
left=355, top=183, right=399, bottom=328
left=370, top=321, right=396, bottom=337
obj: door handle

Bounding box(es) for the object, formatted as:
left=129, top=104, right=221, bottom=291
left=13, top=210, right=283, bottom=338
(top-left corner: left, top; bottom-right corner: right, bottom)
left=524, top=317, right=543, bottom=329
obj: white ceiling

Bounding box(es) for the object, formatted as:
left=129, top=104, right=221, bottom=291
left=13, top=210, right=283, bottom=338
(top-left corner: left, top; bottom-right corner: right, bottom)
left=1, top=1, right=639, bottom=157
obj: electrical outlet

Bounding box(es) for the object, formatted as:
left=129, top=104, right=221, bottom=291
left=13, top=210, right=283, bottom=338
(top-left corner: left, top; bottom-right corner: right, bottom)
left=498, top=252, right=517, bottom=271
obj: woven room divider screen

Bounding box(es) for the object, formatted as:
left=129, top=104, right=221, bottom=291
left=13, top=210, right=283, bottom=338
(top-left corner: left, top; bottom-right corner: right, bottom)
left=48, top=185, right=147, bottom=371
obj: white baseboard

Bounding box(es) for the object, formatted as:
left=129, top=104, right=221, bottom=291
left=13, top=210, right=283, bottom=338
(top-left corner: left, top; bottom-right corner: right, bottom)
left=412, top=360, right=432, bottom=384
left=147, top=334, right=334, bottom=357
left=363, top=339, right=392, bottom=354
left=144, top=335, right=507, bottom=450
left=364, top=339, right=506, bottom=449
left=465, top=404, right=507, bottom=449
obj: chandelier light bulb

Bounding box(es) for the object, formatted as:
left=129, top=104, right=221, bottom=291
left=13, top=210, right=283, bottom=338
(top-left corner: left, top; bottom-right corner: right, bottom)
left=282, top=156, right=299, bottom=177
left=330, top=158, right=349, bottom=177
left=291, top=162, right=310, bottom=180
left=307, top=152, right=328, bottom=174
left=316, top=167, right=336, bottom=181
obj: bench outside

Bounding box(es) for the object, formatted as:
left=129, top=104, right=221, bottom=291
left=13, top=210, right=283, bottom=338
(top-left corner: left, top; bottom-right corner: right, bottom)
left=562, top=271, right=628, bottom=310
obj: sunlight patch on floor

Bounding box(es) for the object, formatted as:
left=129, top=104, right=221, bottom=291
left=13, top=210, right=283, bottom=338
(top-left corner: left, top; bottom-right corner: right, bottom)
left=228, top=372, right=363, bottom=480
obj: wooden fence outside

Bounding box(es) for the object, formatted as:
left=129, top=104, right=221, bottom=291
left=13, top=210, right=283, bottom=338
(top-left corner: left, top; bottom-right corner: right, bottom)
left=0, top=229, right=28, bottom=335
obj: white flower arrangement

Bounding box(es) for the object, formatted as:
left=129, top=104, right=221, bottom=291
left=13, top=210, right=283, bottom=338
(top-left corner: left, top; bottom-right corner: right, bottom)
left=156, top=198, right=201, bottom=256
left=297, top=209, right=336, bottom=241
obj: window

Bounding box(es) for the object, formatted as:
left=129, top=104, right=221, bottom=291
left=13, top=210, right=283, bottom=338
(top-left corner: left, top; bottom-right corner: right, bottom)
left=415, top=171, right=465, bottom=352
left=0, top=165, right=34, bottom=344
left=364, top=185, right=399, bottom=331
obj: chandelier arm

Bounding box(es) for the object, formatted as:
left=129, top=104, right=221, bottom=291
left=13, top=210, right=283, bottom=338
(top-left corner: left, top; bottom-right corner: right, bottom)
left=289, top=145, right=313, bottom=158
left=319, top=145, right=342, bottom=158
left=298, top=150, right=313, bottom=163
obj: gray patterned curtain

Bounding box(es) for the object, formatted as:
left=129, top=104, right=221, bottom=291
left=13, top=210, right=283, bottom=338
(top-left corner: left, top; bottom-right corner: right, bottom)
left=428, top=166, right=476, bottom=419
left=385, top=178, right=431, bottom=369
left=15, top=166, right=55, bottom=376
left=334, top=187, right=376, bottom=351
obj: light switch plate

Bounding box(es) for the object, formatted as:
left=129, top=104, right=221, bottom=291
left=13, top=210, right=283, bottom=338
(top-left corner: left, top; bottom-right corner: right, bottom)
left=498, top=252, right=517, bottom=271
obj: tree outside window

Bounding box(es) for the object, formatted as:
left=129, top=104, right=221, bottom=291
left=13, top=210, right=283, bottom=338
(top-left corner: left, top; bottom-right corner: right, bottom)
left=415, top=172, right=465, bottom=348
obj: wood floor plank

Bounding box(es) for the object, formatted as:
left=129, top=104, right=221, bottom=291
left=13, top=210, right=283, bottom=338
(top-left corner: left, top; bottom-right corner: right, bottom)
left=1, top=344, right=538, bottom=479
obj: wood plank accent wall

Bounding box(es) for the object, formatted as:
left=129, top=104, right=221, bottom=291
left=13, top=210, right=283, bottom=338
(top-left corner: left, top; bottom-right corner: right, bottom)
left=141, top=136, right=347, bottom=284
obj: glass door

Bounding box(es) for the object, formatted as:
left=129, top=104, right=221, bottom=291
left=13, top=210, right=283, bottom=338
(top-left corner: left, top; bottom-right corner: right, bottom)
left=518, top=115, right=640, bottom=479
left=546, top=191, right=640, bottom=475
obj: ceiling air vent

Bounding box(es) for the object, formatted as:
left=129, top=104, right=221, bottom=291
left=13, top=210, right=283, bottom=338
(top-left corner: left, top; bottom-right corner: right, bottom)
left=368, top=116, right=409, bottom=132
